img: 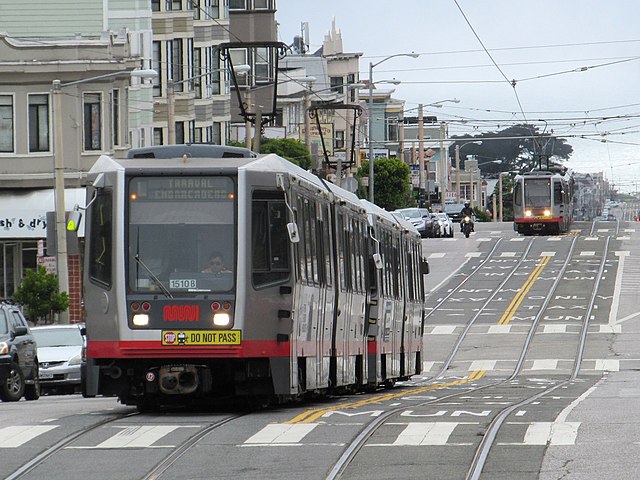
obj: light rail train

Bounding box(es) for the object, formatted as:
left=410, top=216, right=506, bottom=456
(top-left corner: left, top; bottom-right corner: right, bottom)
left=512, top=167, right=574, bottom=235
left=80, top=145, right=428, bottom=410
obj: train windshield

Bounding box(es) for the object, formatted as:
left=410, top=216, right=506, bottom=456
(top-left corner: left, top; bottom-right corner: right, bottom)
left=127, top=176, right=236, bottom=294
left=524, top=178, right=551, bottom=207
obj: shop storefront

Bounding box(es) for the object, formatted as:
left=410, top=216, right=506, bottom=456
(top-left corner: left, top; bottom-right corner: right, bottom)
left=0, top=188, right=85, bottom=321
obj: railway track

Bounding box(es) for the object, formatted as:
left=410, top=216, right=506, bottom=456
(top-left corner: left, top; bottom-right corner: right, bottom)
left=324, top=224, right=617, bottom=479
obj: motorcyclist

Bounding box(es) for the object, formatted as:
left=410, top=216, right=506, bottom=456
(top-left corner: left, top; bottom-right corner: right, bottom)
left=460, top=201, right=475, bottom=232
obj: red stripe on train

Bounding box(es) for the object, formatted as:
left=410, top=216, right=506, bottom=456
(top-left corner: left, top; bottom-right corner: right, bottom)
left=87, top=340, right=291, bottom=359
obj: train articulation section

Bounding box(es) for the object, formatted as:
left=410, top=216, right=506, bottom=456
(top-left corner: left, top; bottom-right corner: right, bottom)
left=80, top=144, right=428, bottom=410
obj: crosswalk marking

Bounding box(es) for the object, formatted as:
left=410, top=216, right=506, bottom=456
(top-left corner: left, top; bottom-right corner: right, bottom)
left=580, top=251, right=596, bottom=256
left=370, top=422, right=472, bottom=446
left=594, top=359, right=619, bottom=371
left=84, top=425, right=190, bottom=449
left=500, top=252, right=517, bottom=257
left=0, top=425, right=58, bottom=448
left=500, top=422, right=580, bottom=446
left=428, top=252, right=446, bottom=259
left=245, top=423, right=318, bottom=444
left=543, top=324, right=568, bottom=334
left=429, top=325, right=456, bottom=334
left=488, top=325, right=511, bottom=334
left=469, top=360, right=496, bottom=371
left=531, top=359, right=558, bottom=370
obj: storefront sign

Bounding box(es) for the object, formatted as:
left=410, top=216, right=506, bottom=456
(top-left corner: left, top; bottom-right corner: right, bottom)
left=0, top=188, right=85, bottom=238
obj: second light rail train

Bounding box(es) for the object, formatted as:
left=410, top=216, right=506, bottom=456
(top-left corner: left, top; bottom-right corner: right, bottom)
left=512, top=167, right=574, bottom=235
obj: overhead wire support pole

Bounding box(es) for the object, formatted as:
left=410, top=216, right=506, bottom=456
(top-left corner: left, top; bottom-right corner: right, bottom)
left=367, top=52, right=419, bottom=203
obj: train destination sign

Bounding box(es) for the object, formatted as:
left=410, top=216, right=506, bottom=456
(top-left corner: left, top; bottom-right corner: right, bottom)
left=130, top=177, right=234, bottom=202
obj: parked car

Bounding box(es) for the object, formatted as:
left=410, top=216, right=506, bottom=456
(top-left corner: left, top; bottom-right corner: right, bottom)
left=0, top=302, right=39, bottom=401
left=31, top=324, right=84, bottom=394
left=393, top=208, right=437, bottom=238
left=420, top=209, right=441, bottom=238
left=434, top=212, right=454, bottom=237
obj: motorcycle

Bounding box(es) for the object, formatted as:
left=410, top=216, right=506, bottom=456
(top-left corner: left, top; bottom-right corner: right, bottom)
left=461, top=216, right=473, bottom=238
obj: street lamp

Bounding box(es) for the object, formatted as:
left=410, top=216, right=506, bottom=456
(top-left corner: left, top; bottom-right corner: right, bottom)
left=454, top=140, right=482, bottom=204
left=368, top=52, right=419, bottom=203
left=52, top=68, right=156, bottom=323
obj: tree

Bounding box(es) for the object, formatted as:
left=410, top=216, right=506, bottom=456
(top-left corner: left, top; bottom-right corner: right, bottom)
left=356, top=157, right=414, bottom=211
left=13, top=266, right=69, bottom=325
left=449, top=124, right=573, bottom=176
left=228, top=138, right=313, bottom=170
left=260, top=138, right=313, bottom=170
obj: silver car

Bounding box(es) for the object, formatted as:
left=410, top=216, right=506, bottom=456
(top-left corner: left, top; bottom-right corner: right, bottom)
left=31, top=324, right=84, bottom=394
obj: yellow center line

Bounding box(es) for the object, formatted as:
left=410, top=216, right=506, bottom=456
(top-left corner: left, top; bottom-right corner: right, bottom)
left=498, top=256, right=551, bottom=325
left=285, top=370, right=487, bottom=424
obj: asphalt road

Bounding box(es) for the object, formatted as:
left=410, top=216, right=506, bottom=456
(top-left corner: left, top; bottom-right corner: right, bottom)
left=2, top=218, right=639, bottom=480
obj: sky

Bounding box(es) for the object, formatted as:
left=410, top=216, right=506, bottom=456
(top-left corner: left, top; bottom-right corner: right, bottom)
left=274, top=0, right=640, bottom=193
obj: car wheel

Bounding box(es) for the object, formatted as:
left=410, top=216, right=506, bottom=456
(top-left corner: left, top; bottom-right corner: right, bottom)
left=24, top=363, right=40, bottom=401
left=0, top=361, right=25, bottom=402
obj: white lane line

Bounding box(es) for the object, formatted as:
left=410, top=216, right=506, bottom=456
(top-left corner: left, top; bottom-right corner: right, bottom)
left=556, top=382, right=601, bottom=423
left=610, top=251, right=630, bottom=326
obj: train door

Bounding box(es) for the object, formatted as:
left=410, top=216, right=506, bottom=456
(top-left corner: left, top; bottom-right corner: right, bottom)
left=291, top=191, right=332, bottom=391
left=333, top=210, right=353, bottom=387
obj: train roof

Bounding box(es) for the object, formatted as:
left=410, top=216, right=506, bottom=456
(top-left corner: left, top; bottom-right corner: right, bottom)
left=88, top=151, right=366, bottom=212
left=127, top=144, right=256, bottom=159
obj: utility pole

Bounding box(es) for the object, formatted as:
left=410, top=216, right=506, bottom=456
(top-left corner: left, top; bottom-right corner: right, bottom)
left=52, top=80, right=69, bottom=324
left=439, top=121, right=446, bottom=205
left=455, top=144, right=461, bottom=204
left=499, top=174, right=504, bottom=222
left=253, top=109, right=262, bottom=153
left=167, top=80, right=176, bottom=145
left=418, top=104, right=425, bottom=206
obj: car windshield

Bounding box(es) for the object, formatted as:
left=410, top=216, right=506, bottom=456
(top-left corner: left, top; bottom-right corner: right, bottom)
left=32, top=328, right=83, bottom=347
left=0, top=311, right=7, bottom=335
left=396, top=209, right=420, bottom=219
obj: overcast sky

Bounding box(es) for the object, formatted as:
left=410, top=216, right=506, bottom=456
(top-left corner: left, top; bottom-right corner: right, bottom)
left=275, top=0, right=640, bottom=192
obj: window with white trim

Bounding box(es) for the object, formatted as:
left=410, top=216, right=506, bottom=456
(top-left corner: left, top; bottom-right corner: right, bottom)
left=28, top=94, right=49, bottom=153
left=0, top=95, right=14, bottom=153
left=83, top=93, right=102, bottom=151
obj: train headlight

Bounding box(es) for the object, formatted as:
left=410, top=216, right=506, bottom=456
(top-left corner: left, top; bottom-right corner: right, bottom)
left=525, top=210, right=532, bottom=217
left=213, top=312, right=231, bottom=327
left=543, top=209, right=551, bottom=216
left=132, top=313, right=150, bottom=326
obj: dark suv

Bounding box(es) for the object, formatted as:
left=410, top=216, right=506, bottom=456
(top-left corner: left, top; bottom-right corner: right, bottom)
left=0, top=303, right=40, bottom=402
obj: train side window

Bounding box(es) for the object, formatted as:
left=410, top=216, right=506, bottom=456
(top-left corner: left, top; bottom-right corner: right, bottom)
left=513, top=181, right=522, bottom=206
left=88, top=189, right=113, bottom=288
left=251, top=192, right=290, bottom=288
left=554, top=182, right=563, bottom=204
